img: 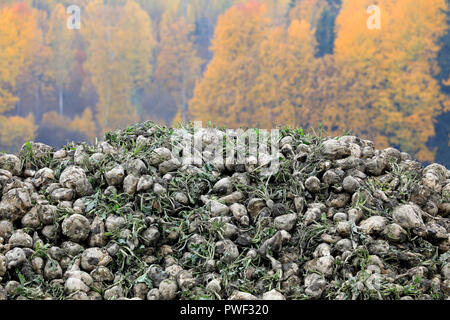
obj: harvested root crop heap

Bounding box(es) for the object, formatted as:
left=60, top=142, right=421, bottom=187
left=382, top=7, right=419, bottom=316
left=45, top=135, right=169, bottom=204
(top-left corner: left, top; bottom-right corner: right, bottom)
left=0, top=121, right=449, bottom=300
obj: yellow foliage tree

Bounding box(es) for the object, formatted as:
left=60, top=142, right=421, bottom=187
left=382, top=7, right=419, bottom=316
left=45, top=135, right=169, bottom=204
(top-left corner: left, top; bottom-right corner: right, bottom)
left=41, top=108, right=97, bottom=143
left=46, top=3, right=76, bottom=116
left=0, top=3, right=41, bottom=153
left=289, top=0, right=328, bottom=28
left=189, top=2, right=271, bottom=127
left=328, top=0, right=448, bottom=161
left=170, top=109, right=183, bottom=128
left=190, top=2, right=318, bottom=129
left=154, top=15, right=203, bottom=122
left=0, top=3, right=40, bottom=113
left=250, top=19, right=317, bottom=128
left=71, top=108, right=97, bottom=142
left=83, top=0, right=155, bottom=134
left=0, top=114, right=37, bottom=153
left=41, top=111, right=71, bottom=129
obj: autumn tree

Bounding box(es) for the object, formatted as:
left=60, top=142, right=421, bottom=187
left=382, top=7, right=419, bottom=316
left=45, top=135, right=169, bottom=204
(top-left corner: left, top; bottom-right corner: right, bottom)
left=0, top=2, right=40, bottom=113
left=288, top=0, right=341, bottom=57
left=83, top=0, right=155, bottom=134
left=250, top=19, right=317, bottom=128
left=0, top=3, right=40, bottom=151
left=330, top=0, right=449, bottom=161
left=154, top=14, right=203, bottom=123
left=189, top=1, right=271, bottom=127
left=0, top=114, right=37, bottom=153
left=190, top=1, right=319, bottom=129
left=289, top=0, right=328, bottom=29
left=46, top=3, right=76, bottom=116
left=40, top=108, right=96, bottom=143
left=71, top=108, right=96, bottom=142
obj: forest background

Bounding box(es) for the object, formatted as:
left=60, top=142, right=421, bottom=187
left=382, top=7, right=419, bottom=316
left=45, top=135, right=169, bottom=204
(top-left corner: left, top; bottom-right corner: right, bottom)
left=0, top=0, right=449, bottom=166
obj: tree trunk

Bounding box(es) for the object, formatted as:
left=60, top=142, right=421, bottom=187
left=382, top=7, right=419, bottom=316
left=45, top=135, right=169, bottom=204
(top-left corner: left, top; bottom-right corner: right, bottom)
left=16, top=78, right=21, bottom=116
left=59, top=85, right=64, bottom=116
left=181, top=71, right=187, bottom=122
left=34, top=83, right=40, bottom=120
left=182, top=0, right=188, bottom=122
left=104, top=19, right=113, bottom=131
left=105, top=84, right=111, bottom=130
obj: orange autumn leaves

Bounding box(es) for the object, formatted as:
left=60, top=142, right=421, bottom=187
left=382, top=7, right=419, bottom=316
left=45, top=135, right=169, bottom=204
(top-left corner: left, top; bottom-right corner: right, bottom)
left=82, top=0, right=155, bottom=134
left=332, top=0, right=448, bottom=161
left=190, top=0, right=449, bottom=162
left=0, top=3, right=40, bottom=152
left=189, top=2, right=317, bottom=129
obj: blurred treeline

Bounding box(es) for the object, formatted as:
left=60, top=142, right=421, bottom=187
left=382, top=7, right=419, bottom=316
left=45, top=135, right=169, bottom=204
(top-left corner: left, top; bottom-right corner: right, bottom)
left=0, top=0, right=449, bottom=166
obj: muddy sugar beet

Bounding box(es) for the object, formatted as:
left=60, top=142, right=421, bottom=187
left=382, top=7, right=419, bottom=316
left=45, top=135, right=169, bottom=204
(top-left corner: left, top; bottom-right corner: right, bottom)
left=0, top=121, right=449, bottom=300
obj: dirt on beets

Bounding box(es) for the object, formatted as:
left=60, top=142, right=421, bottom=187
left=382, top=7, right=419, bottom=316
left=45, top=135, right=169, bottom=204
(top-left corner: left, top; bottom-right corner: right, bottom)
left=0, top=121, right=449, bottom=300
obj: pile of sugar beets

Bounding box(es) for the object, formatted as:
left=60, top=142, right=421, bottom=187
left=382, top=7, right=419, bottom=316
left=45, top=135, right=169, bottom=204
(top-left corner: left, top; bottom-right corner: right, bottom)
left=0, top=121, right=449, bottom=300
